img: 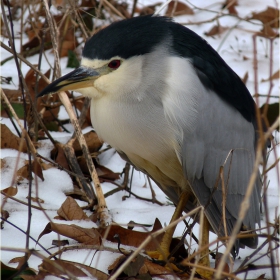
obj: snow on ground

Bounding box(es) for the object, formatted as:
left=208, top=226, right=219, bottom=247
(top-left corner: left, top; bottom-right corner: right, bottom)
left=1, top=0, right=279, bottom=279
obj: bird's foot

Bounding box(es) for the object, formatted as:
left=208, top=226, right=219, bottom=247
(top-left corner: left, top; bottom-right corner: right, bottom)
left=196, top=255, right=213, bottom=279
left=146, top=241, right=170, bottom=261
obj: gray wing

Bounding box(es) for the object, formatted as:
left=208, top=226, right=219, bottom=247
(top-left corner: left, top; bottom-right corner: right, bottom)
left=163, top=60, right=261, bottom=255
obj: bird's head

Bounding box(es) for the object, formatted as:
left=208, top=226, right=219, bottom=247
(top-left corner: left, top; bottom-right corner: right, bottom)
left=38, top=15, right=173, bottom=100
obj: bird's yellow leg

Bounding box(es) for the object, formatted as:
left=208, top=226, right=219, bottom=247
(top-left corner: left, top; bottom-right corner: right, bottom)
left=148, top=192, right=190, bottom=261
left=196, top=214, right=213, bottom=279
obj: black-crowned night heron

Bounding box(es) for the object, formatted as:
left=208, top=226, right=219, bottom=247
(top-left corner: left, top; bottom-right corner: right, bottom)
left=39, top=15, right=261, bottom=274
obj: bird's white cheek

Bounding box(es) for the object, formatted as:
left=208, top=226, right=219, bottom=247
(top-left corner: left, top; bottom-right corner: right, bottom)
left=95, top=58, right=143, bottom=97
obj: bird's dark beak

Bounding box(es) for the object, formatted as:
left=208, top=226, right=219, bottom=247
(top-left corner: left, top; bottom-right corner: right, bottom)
left=37, top=66, right=100, bottom=97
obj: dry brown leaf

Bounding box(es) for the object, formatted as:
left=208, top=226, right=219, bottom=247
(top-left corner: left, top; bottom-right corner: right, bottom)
left=27, top=197, right=44, bottom=203
left=1, top=159, right=6, bottom=169
left=95, top=162, right=120, bottom=181
left=1, top=261, right=37, bottom=280
left=261, top=70, right=280, bottom=82
left=137, top=3, right=162, bottom=16
left=40, top=259, right=87, bottom=277
left=1, top=88, right=22, bottom=102
left=38, top=222, right=102, bottom=245
left=17, top=164, right=30, bottom=181
left=108, top=255, right=124, bottom=271
left=109, top=255, right=174, bottom=278
left=51, top=144, right=70, bottom=171
left=52, top=239, right=69, bottom=246
left=9, top=253, right=31, bottom=269
left=111, top=0, right=130, bottom=18
left=1, top=124, right=27, bottom=152
left=205, top=25, right=228, bottom=36
left=165, top=1, right=194, bottom=16
left=31, top=159, right=44, bottom=181
left=142, top=258, right=172, bottom=276
left=24, top=15, right=78, bottom=57
left=40, top=162, right=54, bottom=170
left=223, top=0, right=238, bottom=15
left=73, top=130, right=103, bottom=156
left=2, top=186, right=18, bottom=196
left=73, top=98, right=92, bottom=128
left=242, top=71, right=249, bottom=85
left=257, top=25, right=279, bottom=38
left=77, top=157, right=120, bottom=181
left=1, top=209, right=10, bottom=229
left=256, top=273, right=267, bottom=279
left=57, top=197, right=90, bottom=221
left=39, top=259, right=108, bottom=279
left=64, top=185, right=88, bottom=203
left=251, top=6, right=279, bottom=28
left=214, top=252, right=230, bottom=275
left=25, top=68, right=60, bottom=124
left=108, top=255, right=173, bottom=279
left=98, top=218, right=163, bottom=251
left=16, top=159, right=44, bottom=182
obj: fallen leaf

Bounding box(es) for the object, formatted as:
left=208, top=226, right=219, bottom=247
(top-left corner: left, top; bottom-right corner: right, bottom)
left=251, top=6, right=279, bottom=28
left=31, top=159, right=44, bottom=181
left=109, top=255, right=173, bottom=279
left=205, top=25, right=228, bottom=36
left=137, top=3, right=162, bottom=16
left=25, top=68, right=60, bottom=124
left=165, top=1, right=194, bottom=16
left=51, top=143, right=70, bottom=171
left=1, top=261, right=36, bottom=279
left=17, top=164, right=31, bottom=181
left=72, top=98, right=92, bottom=128
left=256, top=273, right=266, bottom=279
left=38, top=222, right=102, bottom=245
left=1, top=88, right=22, bottom=102
left=73, top=130, right=103, bottom=156
left=261, top=69, right=279, bottom=82
left=95, top=162, right=120, bottom=181
left=27, top=197, right=44, bottom=203
left=40, top=162, right=54, bottom=170
left=1, top=186, right=18, bottom=196
left=1, top=209, right=10, bottom=229
left=1, top=158, right=6, bottom=169
left=1, top=124, right=27, bottom=152
left=52, top=239, right=69, bottom=246
left=38, top=259, right=108, bottom=279
left=64, top=185, right=88, bottom=203
left=142, top=258, right=173, bottom=276
left=40, top=259, right=87, bottom=277
left=124, top=254, right=145, bottom=277
left=111, top=0, right=130, bottom=18
left=242, top=72, right=249, bottom=84
left=57, top=197, right=90, bottom=221
left=98, top=218, right=163, bottom=251
left=223, top=0, right=238, bottom=15
left=257, top=25, right=279, bottom=38
left=9, top=253, right=31, bottom=269
left=23, top=14, right=78, bottom=58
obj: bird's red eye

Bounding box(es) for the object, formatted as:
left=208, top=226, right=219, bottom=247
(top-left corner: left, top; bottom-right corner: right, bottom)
left=108, top=60, right=121, bottom=69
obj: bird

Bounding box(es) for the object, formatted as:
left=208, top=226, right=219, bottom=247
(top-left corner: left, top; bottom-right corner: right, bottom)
left=38, top=15, right=262, bottom=274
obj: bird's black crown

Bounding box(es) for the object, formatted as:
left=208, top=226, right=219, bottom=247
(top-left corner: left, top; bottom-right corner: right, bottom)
left=83, top=15, right=171, bottom=60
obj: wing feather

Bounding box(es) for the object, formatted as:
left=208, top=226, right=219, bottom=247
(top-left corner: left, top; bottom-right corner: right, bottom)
left=163, top=59, right=261, bottom=254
